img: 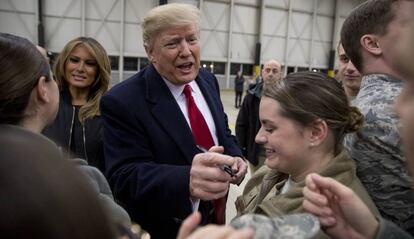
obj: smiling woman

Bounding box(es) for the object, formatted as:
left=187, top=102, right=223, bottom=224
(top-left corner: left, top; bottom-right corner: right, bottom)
left=42, top=37, right=111, bottom=172
left=235, top=71, right=379, bottom=237
left=65, top=45, right=98, bottom=91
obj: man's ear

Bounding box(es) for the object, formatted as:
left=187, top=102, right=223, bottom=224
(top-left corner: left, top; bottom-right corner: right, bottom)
left=308, top=119, right=328, bottom=147
left=35, top=76, right=50, bottom=104
left=145, top=45, right=155, bottom=64
left=360, top=34, right=382, bottom=56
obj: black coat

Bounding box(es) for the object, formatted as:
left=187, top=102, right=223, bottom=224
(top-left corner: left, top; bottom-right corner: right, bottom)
left=234, top=75, right=245, bottom=92
left=42, top=90, right=105, bottom=171
left=100, top=65, right=242, bottom=239
left=235, top=82, right=262, bottom=166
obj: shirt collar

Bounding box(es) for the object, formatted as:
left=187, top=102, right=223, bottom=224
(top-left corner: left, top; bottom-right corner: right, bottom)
left=162, top=78, right=198, bottom=101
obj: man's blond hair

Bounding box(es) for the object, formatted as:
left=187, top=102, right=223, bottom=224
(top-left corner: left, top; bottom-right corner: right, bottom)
left=142, top=3, right=200, bottom=49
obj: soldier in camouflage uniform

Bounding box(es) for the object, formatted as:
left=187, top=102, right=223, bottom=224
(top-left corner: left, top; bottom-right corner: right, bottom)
left=344, top=74, right=414, bottom=233
left=341, top=0, right=414, bottom=234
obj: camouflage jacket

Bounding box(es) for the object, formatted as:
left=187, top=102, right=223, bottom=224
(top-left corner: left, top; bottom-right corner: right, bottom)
left=377, top=217, right=413, bottom=239
left=344, top=74, right=414, bottom=234
left=235, top=148, right=378, bottom=218
left=235, top=148, right=379, bottom=238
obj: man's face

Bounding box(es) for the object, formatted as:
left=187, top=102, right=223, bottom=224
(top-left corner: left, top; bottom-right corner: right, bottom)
left=262, top=61, right=281, bottom=86
left=380, top=1, right=414, bottom=80
left=146, top=24, right=200, bottom=85
left=337, top=44, right=362, bottom=95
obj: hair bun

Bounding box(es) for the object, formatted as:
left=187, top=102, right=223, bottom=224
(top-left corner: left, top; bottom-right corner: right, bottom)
left=345, top=106, right=364, bottom=133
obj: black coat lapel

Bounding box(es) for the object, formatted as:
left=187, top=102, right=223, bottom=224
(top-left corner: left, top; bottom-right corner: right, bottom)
left=144, top=65, right=198, bottom=164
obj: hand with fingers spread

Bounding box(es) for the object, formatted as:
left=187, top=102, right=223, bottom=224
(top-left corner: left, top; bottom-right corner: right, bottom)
left=302, top=173, right=379, bottom=239
left=190, top=146, right=235, bottom=200
left=177, top=211, right=254, bottom=239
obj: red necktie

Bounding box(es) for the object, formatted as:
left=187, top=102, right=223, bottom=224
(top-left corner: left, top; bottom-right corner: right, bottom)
left=183, top=84, right=226, bottom=225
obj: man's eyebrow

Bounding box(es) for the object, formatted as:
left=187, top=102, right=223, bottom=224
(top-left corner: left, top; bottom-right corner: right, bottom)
left=161, top=35, right=182, bottom=41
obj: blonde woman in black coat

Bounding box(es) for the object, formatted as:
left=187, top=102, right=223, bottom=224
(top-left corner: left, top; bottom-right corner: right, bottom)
left=43, top=37, right=110, bottom=171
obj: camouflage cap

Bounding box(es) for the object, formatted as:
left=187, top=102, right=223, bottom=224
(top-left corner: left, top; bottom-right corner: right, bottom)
left=230, top=213, right=320, bottom=239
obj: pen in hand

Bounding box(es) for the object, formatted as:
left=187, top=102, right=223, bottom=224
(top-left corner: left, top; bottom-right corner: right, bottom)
left=196, top=145, right=236, bottom=177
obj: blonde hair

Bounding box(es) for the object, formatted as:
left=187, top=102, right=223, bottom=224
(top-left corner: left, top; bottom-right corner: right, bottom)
left=53, top=37, right=110, bottom=122
left=142, top=3, right=200, bottom=49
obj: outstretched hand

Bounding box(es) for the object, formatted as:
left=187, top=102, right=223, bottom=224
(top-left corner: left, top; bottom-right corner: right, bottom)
left=302, top=173, right=379, bottom=239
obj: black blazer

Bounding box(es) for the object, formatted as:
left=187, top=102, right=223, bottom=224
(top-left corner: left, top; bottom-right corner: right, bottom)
left=100, top=65, right=242, bottom=239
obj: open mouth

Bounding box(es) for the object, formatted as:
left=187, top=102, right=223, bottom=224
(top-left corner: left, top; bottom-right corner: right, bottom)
left=72, top=74, right=86, bottom=81
left=177, top=62, right=193, bottom=72
left=264, top=147, right=276, bottom=155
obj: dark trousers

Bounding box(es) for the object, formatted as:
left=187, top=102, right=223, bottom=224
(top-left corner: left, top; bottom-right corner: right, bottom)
left=235, top=91, right=242, bottom=107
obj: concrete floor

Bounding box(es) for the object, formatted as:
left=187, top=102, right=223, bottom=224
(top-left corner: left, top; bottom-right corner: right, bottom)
left=219, top=90, right=252, bottom=224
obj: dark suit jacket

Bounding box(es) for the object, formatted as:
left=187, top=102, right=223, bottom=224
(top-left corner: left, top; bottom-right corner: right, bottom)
left=100, top=65, right=242, bottom=239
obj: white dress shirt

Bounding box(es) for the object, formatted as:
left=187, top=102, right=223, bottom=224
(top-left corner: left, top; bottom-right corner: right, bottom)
left=163, top=78, right=219, bottom=211
left=163, top=78, right=218, bottom=145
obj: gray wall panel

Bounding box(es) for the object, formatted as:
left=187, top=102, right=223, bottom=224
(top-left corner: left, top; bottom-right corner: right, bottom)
left=0, top=0, right=363, bottom=88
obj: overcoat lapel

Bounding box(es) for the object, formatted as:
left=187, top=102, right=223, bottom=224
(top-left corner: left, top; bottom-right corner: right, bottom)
left=144, top=65, right=197, bottom=164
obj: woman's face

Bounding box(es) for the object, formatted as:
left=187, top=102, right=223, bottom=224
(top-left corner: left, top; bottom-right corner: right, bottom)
left=255, top=97, right=312, bottom=176
left=65, top=44, right=98, bottom=91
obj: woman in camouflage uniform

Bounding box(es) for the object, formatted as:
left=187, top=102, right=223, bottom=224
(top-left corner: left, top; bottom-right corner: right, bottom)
left=235, top=72, right=378, bottom=237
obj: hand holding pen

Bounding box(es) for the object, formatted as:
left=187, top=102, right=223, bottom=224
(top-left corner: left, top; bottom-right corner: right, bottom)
left=196, top=145, right=236, bottom=177
left=189, top=145, right=236, bottom=201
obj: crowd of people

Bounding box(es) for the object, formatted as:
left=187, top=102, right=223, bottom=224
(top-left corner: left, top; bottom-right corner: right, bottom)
left=1, top=0, right=414, bottom=238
